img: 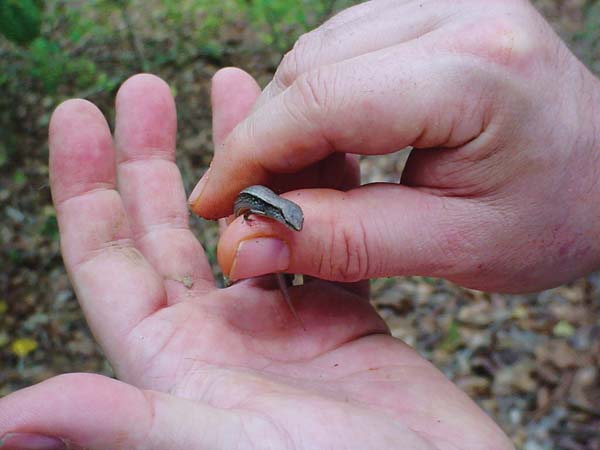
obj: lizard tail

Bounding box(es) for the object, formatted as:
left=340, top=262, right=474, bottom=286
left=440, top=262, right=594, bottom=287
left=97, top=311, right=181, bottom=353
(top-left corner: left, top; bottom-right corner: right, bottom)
left=275, top=273, right=306, bottom=331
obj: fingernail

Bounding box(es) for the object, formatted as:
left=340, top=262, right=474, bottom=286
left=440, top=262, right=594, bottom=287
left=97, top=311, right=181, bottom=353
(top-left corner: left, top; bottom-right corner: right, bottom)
left=0, top=433, right=66, bottom=450
left=229, top=238, right=290, bottom=280
left=188, top=167, right=211, bottom=209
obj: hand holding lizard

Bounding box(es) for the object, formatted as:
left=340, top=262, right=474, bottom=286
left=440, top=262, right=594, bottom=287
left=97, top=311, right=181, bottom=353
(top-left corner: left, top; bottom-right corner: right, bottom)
left=193, top=0, right=600, bottom=293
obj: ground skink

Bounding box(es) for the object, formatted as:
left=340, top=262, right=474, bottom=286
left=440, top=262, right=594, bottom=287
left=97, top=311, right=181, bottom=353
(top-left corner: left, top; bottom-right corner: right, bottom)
left=234, top=185, right=304, bottom=232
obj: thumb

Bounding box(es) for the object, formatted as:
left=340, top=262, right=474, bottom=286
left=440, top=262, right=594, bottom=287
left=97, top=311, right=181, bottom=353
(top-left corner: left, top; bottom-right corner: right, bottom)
left=218, top=184, right=473, bottom=283
left=0, top=374, right=241, bottom=450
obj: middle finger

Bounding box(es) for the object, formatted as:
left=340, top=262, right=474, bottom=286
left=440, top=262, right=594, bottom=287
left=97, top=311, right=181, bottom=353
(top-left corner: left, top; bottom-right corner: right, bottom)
left=115, top=74, right=215, bottom=300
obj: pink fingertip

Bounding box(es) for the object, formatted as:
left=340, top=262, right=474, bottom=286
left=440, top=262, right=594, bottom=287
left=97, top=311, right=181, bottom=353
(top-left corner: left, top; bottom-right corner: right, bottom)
left=229, top=238, right=290, bottom=280
left=0, top=433, right=66, bottom=450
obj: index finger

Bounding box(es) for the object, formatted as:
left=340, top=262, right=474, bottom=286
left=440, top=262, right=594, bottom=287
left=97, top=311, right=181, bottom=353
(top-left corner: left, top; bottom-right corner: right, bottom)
left=189, top=36, right=485, bottom=219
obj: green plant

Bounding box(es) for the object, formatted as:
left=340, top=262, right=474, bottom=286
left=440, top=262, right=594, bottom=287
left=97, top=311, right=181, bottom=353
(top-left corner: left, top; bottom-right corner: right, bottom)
left=577, top=0, right=600, bottom=74
left=241, top=0, right=334, bottom=51
left=440, top=321, right=462, bottom=352
left=0, top=0, right=44, bottom=45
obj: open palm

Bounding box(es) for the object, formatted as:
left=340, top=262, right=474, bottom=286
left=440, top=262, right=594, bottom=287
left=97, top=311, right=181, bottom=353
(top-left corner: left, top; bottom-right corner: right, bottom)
left=0, top=74, right=513, bottom=450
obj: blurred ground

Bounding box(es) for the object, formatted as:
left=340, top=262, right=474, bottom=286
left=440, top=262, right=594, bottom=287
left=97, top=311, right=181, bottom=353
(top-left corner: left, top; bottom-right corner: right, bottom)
left=1, top=1, right=599, bottom=449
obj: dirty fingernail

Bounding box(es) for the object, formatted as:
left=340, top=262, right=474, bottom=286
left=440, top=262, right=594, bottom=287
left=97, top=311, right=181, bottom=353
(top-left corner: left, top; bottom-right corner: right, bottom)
left=188, top=167, right=211, bottom=209
left=0, top=433, right=66, bottom=450
left=229, top=238, right=290, bottom=280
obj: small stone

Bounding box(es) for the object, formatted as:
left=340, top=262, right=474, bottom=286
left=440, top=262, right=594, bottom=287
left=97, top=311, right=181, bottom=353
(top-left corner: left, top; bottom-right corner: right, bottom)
left=458, top=301, right=493, bottom=326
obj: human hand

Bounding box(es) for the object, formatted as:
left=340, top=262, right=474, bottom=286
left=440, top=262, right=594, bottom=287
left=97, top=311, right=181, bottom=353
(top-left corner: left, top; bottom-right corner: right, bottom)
left=190, top=0, right=600, bottom=293
left=0, top=75, right=513, bottom=450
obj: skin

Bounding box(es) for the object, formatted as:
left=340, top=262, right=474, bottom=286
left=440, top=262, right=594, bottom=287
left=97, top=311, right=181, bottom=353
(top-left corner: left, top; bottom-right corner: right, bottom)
left=191, top=0, right=600, bottom=293
left=0, top=75, right=514, bottom=449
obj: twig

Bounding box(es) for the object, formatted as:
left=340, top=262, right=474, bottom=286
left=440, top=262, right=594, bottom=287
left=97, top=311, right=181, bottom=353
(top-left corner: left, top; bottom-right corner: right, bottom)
left=119, top=2, right=147, bottom=72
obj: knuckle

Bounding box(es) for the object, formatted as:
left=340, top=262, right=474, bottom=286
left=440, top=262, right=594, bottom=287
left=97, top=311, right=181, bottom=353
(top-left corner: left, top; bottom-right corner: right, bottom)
left=336, top=220, right=371, bottom=281
left=290, top=68, right=334, bottom=120
left=275, top=30, right=320, bottom=89
left=316, top=218, right=371, bottom=282
left=276, top=50, right=301, bottom=90
left=481, top=22, right=528, bottom=66
left=447, top=9, right=547, bottom=71
left=468, top=17, right=540, bottom=68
